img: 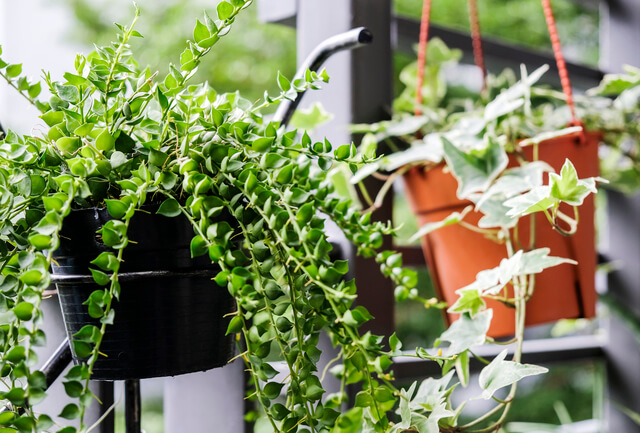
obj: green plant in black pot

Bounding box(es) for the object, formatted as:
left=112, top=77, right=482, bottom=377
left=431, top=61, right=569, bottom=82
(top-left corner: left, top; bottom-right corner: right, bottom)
left=0, top=3, right=423, bottom=432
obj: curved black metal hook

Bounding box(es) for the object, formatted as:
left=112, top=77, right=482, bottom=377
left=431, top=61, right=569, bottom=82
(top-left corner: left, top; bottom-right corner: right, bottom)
left=273, top=26, right=373, bottom=127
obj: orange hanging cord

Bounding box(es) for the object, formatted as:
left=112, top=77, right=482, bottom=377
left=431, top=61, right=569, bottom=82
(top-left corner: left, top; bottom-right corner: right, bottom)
left=468, top=0, right=486, bottom=88
left=415, top=0, right=579, bottom=127
left=414, top=0, right=432, bottom=116
left=540, top=0, right=579, bottom=126
left=414, top=0, right=486, bottom=116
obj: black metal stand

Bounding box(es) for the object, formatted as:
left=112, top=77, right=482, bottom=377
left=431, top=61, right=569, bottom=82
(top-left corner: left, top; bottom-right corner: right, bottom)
left=125, top=380, right=142, bottom=433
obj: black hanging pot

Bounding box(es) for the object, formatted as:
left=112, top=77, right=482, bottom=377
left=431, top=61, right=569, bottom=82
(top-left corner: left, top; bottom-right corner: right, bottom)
left=52, top=207, right=236, bottom=380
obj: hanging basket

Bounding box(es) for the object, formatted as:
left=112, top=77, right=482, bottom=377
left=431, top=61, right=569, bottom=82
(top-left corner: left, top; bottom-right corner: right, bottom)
left=52, top=207, right=236, bottom=380
left=404, top=130, right=600, bottom=337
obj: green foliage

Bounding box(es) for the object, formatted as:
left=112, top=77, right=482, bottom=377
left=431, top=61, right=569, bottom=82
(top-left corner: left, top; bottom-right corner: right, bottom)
left=56, top=0, right=296, bottom=103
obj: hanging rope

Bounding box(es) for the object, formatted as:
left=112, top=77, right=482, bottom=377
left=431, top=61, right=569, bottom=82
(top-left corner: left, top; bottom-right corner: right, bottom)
left=468, top=0, right=486, bottom=88
left=416, top=0, right=579, bottom=129
left=414, top=0, right=432, bottom=116
left=540, top=0, right=579, bottom=126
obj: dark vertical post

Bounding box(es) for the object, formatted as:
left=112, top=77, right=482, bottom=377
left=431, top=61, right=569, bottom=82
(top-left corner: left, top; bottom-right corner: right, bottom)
left=125, top=379, right=141, bottom=433
left=350, top=0, right=395, bottom=338
left=601, top=1, right=640, bottom=430
left=603, top=192, right=640, bottom=432
left=97, top=382, right=115, bottom=433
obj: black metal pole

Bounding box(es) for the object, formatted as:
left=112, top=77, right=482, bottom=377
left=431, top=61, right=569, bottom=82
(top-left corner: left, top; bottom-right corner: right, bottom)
left=273, top=26, right=373, bottom=127
left=43, top=338, right=73, bottom=387
left=125, top=379, right=142, bottom=433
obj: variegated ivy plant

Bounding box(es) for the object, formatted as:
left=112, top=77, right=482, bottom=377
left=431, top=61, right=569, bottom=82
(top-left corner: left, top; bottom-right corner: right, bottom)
left=343, top=39, right=610, bottom=432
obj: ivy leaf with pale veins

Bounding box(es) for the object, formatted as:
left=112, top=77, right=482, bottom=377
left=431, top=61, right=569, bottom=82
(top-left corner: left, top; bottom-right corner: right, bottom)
left=437, top=310, right=492, bottom=355
left=442, top=135, right=508, bottom=199
left=549, top=158, right=598, bottom=206
left=479, top=349, right=548, bottom=399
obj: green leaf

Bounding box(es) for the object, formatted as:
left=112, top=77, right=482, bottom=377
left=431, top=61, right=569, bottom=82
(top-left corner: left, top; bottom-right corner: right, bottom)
left=252, top=137, right=273, bottom=153
left=190, top=235, right=208, bottom=258
left=149, top=148, right=170, bottom=167
left=217, top=1, right=234, bottom=20
left=95, top=130, right=115, bottom=152
left=90, top=252, right=119, bottom=272
left=59, top=404, right=80, bottom=420
left=73, top=325, right=100, bottom=343
left=28, top=82, right=42, bottom=98
left=263, top=382, right=284, bottom=400
left=28, top=234, right=52, bottom=250
left=157, top=198, right=181, bottom=217
left=226, top=315, right=243, bottom=335
left=193, top=19, right=210, bottom=44
left=56, top=137, right=81, bottom=157
left=277, top=71, right=291, bottom=92
left=549, top=159, right=598, bottom=206
left=438, top=310, right=492, bottom=355
left=504, top=186, right=555, bottom=217
left=448, top=287, right=486, bottom=317
left=105, top=199, right=128, bottom=219
left=63, top=380, right=84, bottom=398
left=13, top=302, right=34, bottom=321
left=55, top=84, right=80, bottom=104
left=5, top=346, right=26, bottom=363
left=6, top=64, right=22, bottom=78
left=479, top=349, right=548, bottom=399
left=89, top=269, right=110, bottom=286
left=389, top=332, right=403, bottom=355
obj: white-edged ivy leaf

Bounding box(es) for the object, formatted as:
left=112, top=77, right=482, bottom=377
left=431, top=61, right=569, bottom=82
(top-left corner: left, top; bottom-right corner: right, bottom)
left=476, top=161, right=552, bottom=209
left=455, top=350, right=470, bottom=387
left=409, top=206, right=472, bottom=243
left=518, top=126, right=583, bottom=147
left=517, top=248, right=576, bottom=275
left=442, top=135, right=508, bottom=199
left=381, top=134, right=444, bottom=171
left=484, top=64, right=549, bottom=123
left=479, top=349, right=548, bottom=399
left=504, top=185, right=555, bottom=217
left=549, top=159, right=598, bottom=206
left=350, top=162, right=381, bottom=184
left=477, top=194, right=517, bottom=228
left=438, top=310, right=492, bottom=355
left=396, top=382, right=416, bottom=430
left=408, top=371, right=455, bottom=433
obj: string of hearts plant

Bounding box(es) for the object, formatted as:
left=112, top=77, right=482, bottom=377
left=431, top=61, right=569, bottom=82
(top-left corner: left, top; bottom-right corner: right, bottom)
left=0, top=3, right=605, bottom=433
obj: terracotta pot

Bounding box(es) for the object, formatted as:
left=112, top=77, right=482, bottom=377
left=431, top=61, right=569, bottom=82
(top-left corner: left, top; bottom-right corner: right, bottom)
left=403, top=130, right=600, bottom=337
